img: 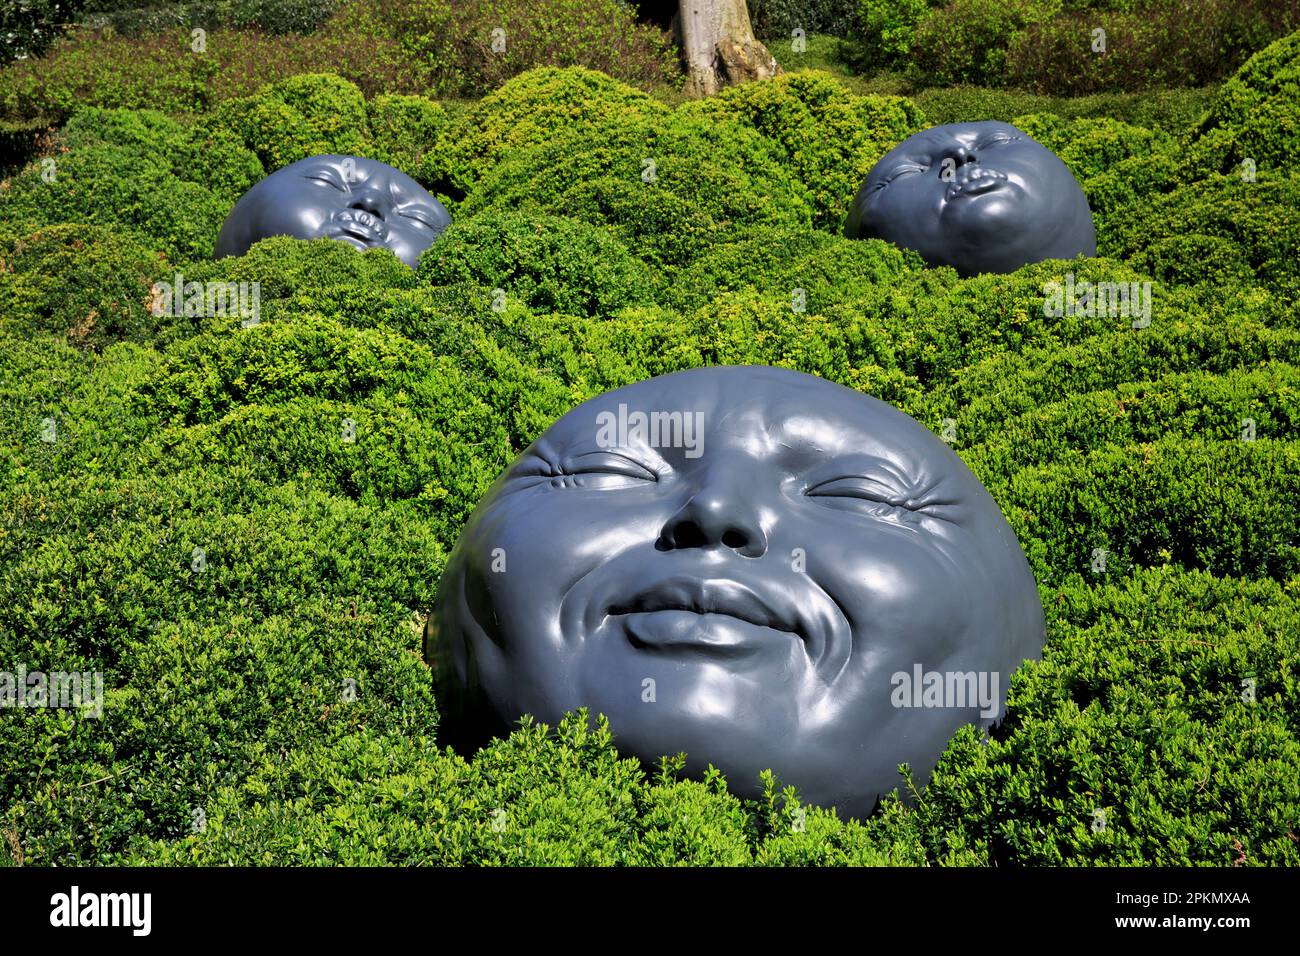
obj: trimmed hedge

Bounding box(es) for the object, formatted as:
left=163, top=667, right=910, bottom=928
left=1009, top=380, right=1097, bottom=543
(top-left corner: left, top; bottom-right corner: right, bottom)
left=459, top=110, right=816, bottom=272
left=0, top=224, right=168, bottom=350
left=1105, top=173, right=1300, bottom=300
left=677, top=70, right=924, bottom=229
left=429, top=67, right=670, bottom=196
left=1184, top=29, right=1300, bottom=179
left=201, top=72, right=370, bottom=171
left=417, top=210, right=655, bottom=317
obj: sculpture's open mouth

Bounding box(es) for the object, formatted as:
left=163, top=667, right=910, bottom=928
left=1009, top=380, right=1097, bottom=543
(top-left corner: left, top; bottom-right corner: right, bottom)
left=945, top=167, right=1009, bottom=201
left=329, top=210, right=387, bottom=245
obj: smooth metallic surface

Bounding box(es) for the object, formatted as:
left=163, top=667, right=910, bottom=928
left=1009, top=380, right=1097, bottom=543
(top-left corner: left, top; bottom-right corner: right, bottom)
left=845, top=121, right=1096, bottom=277
left=214, top=154, right=450, bottom=268
left=429, top=366, right=1046, bottom=819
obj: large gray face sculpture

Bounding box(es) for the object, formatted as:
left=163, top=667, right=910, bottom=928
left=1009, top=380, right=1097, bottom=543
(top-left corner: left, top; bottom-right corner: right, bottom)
left=845, top=121, right=1096, bottom=277
left=214, top=154, right=451, bottom=268
left=429, top=366, right=1045, bottom=818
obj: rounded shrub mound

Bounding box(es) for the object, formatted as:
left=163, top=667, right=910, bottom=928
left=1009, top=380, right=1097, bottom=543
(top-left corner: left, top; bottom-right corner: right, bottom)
left=1185, top=28, right=1300, bottom=179
left=202, top=72, right=370, bottom=172
left=1010, top=113, right=1173, bottom=184
left=418, top=210, right=655, bottom=318
left=1106, top=173, right=1300, bottom=299
left=60, top=106, right=190, bottom=155
left=432, top=67, right=671, bottom=195
left=365, top=94, right=450, bottom=180
left=1007, top=113, right=1180, bottom=243
left=0, top=143, right=230, bottom=262
left=0, top=224, right=168, bottom=350
left=186, top=236, right=420, bottom=305
left=460, top=111, right=816, bottom=272
left=677, top=70, right=925, bottom=229
left=59, top=105, right=264, bottom=205
left=665, top=225, right=925, bottom=313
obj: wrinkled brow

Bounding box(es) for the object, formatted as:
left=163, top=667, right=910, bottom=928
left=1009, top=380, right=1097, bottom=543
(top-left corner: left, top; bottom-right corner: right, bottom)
left=746, top=412, right=933, bottom=485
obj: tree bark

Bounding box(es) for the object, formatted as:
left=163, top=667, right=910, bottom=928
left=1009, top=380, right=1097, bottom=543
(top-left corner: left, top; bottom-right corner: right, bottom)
left=676, top=0, right=780, bottom=98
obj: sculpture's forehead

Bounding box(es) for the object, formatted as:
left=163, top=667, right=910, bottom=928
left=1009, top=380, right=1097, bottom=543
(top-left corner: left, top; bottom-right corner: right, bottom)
left=875, top=121, right=1025, bottom=165
left=545, top=369, right=938, bottom=462
left=279, top=155, right=426, bottom=194
left=909, top=121, right=1019, bottom=148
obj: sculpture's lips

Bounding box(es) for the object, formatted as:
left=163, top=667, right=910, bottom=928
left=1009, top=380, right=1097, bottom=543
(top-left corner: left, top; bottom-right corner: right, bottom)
left=328, top=210, right=387, bottom=244
left=620, top=611, right=780, bottom=658
left=560, top=558, right=855, bottom=683
left=606, top=576, right=827, bottom=665
left=945, top=167, right=1008, bottom=201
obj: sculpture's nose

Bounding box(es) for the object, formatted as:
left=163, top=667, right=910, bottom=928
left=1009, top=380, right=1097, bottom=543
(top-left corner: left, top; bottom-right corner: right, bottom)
left=937, top=142, right=977, bottom=170
left=348, top=192, right=386, bottom=220
left=658, top=469, right=767, bottom=558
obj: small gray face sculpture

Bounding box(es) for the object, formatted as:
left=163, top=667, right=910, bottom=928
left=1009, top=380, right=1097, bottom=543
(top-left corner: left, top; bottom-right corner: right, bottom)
left=429, top=366, right=1045, bottom=818
left=214, top=154, right=451, bottom=268
left=845, top=121, right=1096, bottom=277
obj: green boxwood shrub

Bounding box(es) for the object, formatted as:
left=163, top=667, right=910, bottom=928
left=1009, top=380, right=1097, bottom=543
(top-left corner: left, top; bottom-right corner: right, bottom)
left=365, top=93, right=448, bottom=180
left=60, top=105, right=264, bottom=203
left=1105, top=173, right=1300, bottom=299
left=1009, top=113, right=1171, bottom=182
left=460, top=111, right=815, bottom=272
left=0, top=144, right=229, bottom=261
left=0, top=224, right=167, bottom=349
left=417, top=210, right=655, bottom=317
left=933, top=297, right=1300, bottom=430
left=429, top=67, right=670, bottom=196
left=202, top=72, right=370, bottom=171
left=678, top=70, right=924, bottom=229
left=1184, top=28, right=1300, bottom=180
left=664, top=225, right=924, bottom=313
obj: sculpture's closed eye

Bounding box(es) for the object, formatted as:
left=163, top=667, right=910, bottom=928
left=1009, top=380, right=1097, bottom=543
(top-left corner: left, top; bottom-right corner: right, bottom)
left=873, top=163, right=927, bottom=191
left=804, top=475, right=962, bottom=524
left=305, top=168, right=349, bottom=191
left=399, top=206, right=440, bottom=229
left=975, top=132, right=1022, bottom=149
left=512, top=450, right=659, bottom=491
left=805, top=475, right=920, bottom=514
left=561, top=451, right=657, bottom=482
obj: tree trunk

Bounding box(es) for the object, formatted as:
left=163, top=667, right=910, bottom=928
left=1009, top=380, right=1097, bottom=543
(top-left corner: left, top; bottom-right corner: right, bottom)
left=676, top=0, right=780, bottom=98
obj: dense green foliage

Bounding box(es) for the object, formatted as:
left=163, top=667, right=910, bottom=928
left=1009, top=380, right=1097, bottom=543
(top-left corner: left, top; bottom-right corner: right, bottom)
left=81, top=0, right=347, bottom=37
left=678, top=70, right=922, bottom=229
left=749, top=0, right=862, bottom=40
left=0, top=0, right=679, bottom=129
left=851, top=0, right=1300, bottom=93
left=3, top=25, right=1300, bottom=865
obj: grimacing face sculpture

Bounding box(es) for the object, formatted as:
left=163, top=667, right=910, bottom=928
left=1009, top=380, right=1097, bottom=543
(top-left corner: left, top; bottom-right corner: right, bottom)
left=845, top=121, right=1096, bottom=277
left=428, top=366, right=1045, bottom=818
left=214, top=154, right=451, bottom=268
